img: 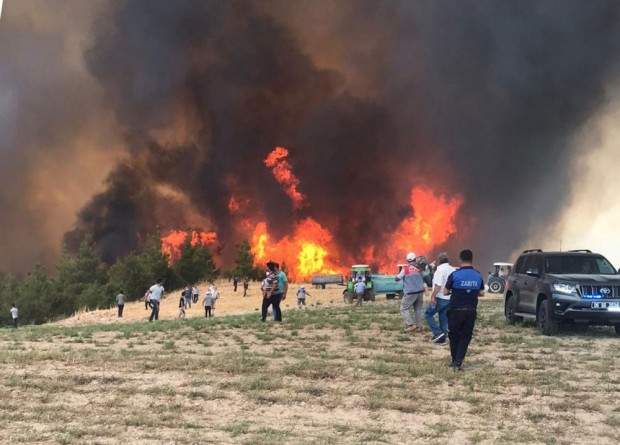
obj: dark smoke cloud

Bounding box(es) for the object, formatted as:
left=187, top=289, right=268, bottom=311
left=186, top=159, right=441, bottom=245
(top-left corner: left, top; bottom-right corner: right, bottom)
left=4, top=0, right=620, bottom=272
left=0, top=0, right=118, bottom=273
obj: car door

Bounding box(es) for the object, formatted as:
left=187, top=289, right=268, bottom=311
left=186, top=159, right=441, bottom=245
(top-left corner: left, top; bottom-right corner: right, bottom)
left=508, top=256, right=526, bottom=310
left=520, top=254, right=542, bottom=313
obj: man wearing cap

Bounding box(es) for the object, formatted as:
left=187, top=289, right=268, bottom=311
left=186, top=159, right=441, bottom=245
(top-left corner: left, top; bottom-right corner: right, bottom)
left=443, top=249, right=484, bottom=370
left=425, top=253, right=455, bottom=344
left=395, top=252, right=426, bottom=332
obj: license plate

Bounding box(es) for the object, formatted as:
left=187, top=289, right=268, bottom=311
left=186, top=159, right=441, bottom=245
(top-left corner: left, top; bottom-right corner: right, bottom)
left=591, top=301, right=620, bottom=311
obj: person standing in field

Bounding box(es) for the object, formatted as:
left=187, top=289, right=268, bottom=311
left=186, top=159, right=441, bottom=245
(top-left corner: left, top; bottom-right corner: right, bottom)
left=203, top=288, right=215, bottom=318
left=148, top=279, right=165, bottom=322
left=10, top=304, right=18, bottom=328
left=443, top=249, right=484, bottom=371
left=395, top=252, right=426, bottom=332
left=243, top=279, right=249, bottom=297
left=177, top=294, right=186, bottom=319
left=261, top=265, right=279, bottom=322
left=272, top=263, right=288, bottom=322
left=192, top=285, right=199, bottom=304
left=296, top=286, right=310, bottom=308
left=182, top=285, right=192, bottom=309
left=208, top=283, right=219, bottom=314
left=354, top=278, right=366, bottom=306
left=425, top=253, right=455, bottom=344
left=233, top=276, right=238, bottom=292
left=116, top=291, right=126, bottom=318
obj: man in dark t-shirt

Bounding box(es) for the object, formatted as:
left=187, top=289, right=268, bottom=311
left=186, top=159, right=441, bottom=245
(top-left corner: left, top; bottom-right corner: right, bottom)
left=444, top=249, right=484, bottom=370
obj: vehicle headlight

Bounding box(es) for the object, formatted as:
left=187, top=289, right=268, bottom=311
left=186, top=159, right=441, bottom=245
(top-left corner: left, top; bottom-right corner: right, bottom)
left=553, top=283, right=577, bottom=294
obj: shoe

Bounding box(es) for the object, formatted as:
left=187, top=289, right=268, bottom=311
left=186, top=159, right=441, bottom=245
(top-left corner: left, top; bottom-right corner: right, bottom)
left=449, top=362, right=463, bottom=371
left=432, top=333, right=447, bottom=344
left=405, top=325, right=418, bottom=333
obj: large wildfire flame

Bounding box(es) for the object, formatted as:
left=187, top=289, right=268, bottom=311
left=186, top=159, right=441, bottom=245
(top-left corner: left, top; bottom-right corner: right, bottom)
left=162, top=146, right=462, bottom=281
left=382, top=186, right=463, bottom=270
left=264, top=147, right=305, bottom=208
left=250, top=218, right=342, bottom=281
left=161, top=230, right=217, bottom=263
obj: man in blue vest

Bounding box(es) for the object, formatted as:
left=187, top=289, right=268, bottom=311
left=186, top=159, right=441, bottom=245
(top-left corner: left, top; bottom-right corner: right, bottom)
left=443, top=249, right=484, bottom=370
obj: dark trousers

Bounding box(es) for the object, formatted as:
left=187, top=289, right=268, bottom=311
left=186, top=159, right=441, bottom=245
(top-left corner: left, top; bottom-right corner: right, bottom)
left=205, top=306, right=212, bottom=318
left=145, top=300, right=150, bottom=310
left=261, top=293, right=283, bottom=321
left=117, top=304, right=124, bottom=318
left=149, top=300, right=160, bottom=321
left=448, top=308, right=477, bottom=366
left=233, top=282, right=238, bottom=292
left=12, top=318, right=18, bottom=328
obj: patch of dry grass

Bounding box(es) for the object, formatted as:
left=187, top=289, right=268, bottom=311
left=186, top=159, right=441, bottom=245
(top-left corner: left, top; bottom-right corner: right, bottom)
left=1, top=297, right=619, bottom=444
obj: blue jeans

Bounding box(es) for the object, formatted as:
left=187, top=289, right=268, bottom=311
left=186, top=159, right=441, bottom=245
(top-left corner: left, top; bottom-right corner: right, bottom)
left=425, top=298, right=450, bottom=336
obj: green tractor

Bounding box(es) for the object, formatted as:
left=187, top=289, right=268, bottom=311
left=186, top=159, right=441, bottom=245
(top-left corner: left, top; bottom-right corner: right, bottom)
left=343, top=265, right=375, bottom=303
left=343, top=264, right=405, bottom=303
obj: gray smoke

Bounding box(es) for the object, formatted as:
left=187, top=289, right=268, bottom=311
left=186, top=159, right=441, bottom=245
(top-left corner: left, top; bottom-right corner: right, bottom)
left=2, top=0, right=620, bottom=272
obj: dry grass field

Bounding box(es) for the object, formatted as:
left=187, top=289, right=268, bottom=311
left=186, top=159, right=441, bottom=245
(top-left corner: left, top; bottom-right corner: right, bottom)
left=56, top=280, right=348, bottom=326
left=1, top=296, right=619, bottom=444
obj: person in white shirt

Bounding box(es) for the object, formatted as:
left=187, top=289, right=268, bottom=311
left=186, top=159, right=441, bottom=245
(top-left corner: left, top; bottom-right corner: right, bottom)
left=192, top=286, right=199, bottom=304
left=425, top=253, right=455, bottom=344
left=10, top=304, right=18, bottom=328
left=148, top=279, right=165, bottom=321
left=208, top=284, right=219, bottom=313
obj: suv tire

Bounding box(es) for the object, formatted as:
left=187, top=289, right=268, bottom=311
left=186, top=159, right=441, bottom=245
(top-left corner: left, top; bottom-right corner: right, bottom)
left=504, top=294, right=522, bottom=324
left=537, top=299, right=560, bottom=336
left=615, top=325, right=620, bottom=336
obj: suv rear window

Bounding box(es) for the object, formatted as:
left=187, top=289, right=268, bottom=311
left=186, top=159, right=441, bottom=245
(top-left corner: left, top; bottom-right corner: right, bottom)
left=544, top=255, right=617, bottom=275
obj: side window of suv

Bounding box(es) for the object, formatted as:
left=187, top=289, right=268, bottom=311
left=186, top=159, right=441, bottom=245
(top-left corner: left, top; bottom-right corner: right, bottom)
left=514, top=256, right=526, bottom=274
left=533, top=255, right=544, bottom=274
left=522, top=255, right=534, bottom=273
left=522, top=255, right=542, bottom=274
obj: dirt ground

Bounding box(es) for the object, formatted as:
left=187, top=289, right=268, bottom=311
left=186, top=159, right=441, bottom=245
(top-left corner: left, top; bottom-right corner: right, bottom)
left=1, top=297, right=619, bottom=444
left=57, top=280, right=347, bottom=326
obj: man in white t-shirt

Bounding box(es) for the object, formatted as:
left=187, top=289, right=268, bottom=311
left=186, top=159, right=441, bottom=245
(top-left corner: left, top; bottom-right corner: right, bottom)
left=148, top=279, right=165, bottom=321
left=10, top=304, right=18, bottom=328
left=425, top=253, right=455, bottom=344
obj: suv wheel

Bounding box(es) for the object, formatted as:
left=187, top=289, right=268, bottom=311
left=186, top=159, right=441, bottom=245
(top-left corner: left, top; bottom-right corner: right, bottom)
left=504, top=294, right=522, bottom=324
left=615, top=325, right=620, bottom=336
left=537, top=299, right=560, bottom=336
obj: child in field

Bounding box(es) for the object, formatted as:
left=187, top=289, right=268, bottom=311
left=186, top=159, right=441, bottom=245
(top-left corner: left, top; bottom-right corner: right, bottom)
left=296, top=286, right=310, bottom=308
left=178, top=295, right=186, bottom=319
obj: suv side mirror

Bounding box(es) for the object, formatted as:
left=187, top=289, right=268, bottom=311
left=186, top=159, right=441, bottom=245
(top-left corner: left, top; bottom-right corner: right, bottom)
left=526, top=267, right=540, bottom=277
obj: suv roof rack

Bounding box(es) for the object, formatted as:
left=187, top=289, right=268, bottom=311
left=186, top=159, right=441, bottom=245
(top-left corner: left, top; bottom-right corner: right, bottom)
left=567, top=249, right=592, bottom=253
left=522, top=249, right=543, bottom=254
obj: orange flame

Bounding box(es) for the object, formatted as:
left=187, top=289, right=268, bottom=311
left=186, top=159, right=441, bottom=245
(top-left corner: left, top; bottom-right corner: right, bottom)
left=250, top=218, right=341, bottom=281
left=264, top=146, right=305, bottom=208
left=161, top=230, right=217, bottom=264
left=385, top=186, right=463, bottom=267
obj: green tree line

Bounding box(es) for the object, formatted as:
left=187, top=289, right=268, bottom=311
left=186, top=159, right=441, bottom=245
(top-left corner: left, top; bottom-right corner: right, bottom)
left=0, top=231, right=243, bottom=326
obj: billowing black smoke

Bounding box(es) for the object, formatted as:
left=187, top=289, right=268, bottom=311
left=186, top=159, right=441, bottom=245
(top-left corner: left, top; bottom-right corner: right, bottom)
left=63, top=0, right=620, bottom=268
